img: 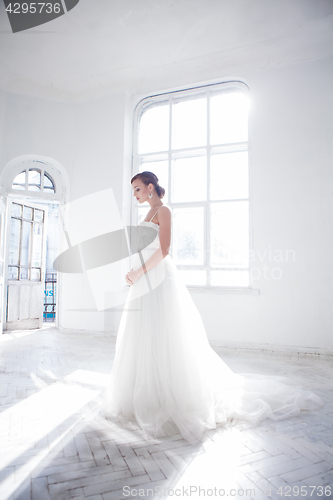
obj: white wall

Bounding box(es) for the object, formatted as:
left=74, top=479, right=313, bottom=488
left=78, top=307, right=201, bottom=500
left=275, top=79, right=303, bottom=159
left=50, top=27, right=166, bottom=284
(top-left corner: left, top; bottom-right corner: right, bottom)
left=0, top=90, right=132, bottom=333
left=190, top=56, right=333, bottom=352
left=57, top=93, right=133, bottom=334
left=0, top=55, right=332, bottom=353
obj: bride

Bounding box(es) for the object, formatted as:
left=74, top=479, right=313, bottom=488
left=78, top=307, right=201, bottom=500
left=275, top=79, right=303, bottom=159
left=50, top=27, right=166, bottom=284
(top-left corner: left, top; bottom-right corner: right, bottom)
left=101, top=171, right=324, bottom=444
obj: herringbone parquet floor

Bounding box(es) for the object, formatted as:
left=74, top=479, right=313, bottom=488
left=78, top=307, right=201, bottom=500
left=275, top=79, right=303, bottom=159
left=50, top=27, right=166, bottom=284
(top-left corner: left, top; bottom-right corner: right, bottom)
left=0, top=324, right=332, bottom=500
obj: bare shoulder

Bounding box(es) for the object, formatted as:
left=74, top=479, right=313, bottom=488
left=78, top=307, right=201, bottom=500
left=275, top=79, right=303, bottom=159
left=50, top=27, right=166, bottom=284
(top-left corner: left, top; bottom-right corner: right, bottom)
left=158, top=205, right=172, bottom=220
left=159, top=205, right=172, bottom=215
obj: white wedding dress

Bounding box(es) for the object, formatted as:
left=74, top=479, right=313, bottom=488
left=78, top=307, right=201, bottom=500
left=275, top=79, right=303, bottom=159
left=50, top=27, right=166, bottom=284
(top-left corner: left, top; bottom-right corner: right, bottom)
left=101, top=209, right=324, bottom=444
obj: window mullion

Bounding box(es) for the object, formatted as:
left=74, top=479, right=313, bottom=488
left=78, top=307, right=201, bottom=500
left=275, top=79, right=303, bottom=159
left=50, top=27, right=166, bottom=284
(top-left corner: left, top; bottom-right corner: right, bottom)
left=206, top=90, right=211, bottom=287
left=132, top=109, right=140, bottom=228
left=18, top=217, right=22, bottom=275
left=41, top=169, right=45, bottom=192
left=169, top=96, right=173, bottom=256
left=168, top=96, right=172, bottom=206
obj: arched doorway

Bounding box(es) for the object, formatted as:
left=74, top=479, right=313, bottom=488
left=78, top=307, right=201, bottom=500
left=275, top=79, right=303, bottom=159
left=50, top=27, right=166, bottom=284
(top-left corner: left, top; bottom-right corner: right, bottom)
left=0, top=155, right=70, bottom=333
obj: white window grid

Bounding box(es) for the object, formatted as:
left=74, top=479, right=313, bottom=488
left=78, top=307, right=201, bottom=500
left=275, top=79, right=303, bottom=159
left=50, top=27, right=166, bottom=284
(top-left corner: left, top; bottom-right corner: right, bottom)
left=132, top=81, right=253, bottom=289
left=10, top=161, right=57, bottom=199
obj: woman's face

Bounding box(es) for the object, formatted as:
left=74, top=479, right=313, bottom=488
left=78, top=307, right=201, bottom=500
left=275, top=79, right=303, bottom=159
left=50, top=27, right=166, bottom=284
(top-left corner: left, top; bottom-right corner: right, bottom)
left=132, top=178, right=152, bottom=203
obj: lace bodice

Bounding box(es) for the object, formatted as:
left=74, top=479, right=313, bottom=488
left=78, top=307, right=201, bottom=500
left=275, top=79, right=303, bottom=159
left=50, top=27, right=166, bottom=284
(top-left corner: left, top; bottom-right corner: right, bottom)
left=139, top=220, right=160, bottom=231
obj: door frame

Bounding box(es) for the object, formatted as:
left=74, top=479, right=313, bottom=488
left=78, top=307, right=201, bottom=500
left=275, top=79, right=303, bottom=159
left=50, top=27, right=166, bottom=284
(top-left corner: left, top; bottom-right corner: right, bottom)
left=0, top=156, right=69, bottom=333
left=2, top=194, right=63, bottom=332
left=3, top=196, right=50, bottom=331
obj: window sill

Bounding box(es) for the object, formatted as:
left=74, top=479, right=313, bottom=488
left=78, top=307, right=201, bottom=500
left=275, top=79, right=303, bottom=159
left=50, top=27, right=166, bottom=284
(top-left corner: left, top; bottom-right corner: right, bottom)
left=187, top=286, right=260, bottom=295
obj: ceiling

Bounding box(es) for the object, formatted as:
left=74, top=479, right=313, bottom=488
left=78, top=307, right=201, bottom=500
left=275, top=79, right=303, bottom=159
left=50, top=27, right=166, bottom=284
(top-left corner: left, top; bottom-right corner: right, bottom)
left=0, top=0, right=332, bottom=101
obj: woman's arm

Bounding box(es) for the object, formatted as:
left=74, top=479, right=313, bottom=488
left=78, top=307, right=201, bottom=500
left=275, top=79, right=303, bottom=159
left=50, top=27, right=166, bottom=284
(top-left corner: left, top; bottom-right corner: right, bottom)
left=127, top=206, right=171, bottom=285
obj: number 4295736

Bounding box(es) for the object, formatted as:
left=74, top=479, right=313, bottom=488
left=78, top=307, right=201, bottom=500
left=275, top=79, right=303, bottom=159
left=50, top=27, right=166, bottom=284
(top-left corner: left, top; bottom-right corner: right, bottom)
left=5, top=3, right=61, bottom=14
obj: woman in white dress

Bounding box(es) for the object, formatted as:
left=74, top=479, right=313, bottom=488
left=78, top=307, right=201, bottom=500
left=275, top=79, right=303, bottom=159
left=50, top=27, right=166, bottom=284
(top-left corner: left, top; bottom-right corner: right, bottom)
left=101, top=171, right=324, bottom=444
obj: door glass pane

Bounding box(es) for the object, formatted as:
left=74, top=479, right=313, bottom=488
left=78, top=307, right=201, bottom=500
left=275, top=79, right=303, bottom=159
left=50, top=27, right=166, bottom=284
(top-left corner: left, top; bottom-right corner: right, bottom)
left=23, top=206, right=33, bottom=220
left=21, top=221, right=32, bottom=266
left=9, top=218, right=21, bottom=265
left=31, top=268, right=41, bottom=281
left=20, top=267, right=29, bottom=280
left=172, top=97, right=206, bottom=150
left=211, top=201, right=249, bottom=267
left=140, top=161, right=168, bottom=201
left=173, top=207, right=204, bottom=265
left=12, top=203, right=22, bottom=218
left=34, top=209, right=44, bottom=223
left=45, top=281, right=55, bottom=305
left=210, top=151, right=248, bottom=200
left=211, top=270, right=249, bottom=287
left=210, top=92, right=249, bottom=145
left=28, top=169, right=41, bottom=186
left=172, top=156, right=207, bottom=203
left=139, top=104, right=169, bottom=154
left=8, top=267, right=18, bottom=280
left=32, top=223, right=43, bottom=267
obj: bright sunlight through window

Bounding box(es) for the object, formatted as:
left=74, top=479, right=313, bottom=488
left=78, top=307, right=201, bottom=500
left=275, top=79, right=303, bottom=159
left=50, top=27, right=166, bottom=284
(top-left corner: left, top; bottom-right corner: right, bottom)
left=133, top=83, right=251, bottom=288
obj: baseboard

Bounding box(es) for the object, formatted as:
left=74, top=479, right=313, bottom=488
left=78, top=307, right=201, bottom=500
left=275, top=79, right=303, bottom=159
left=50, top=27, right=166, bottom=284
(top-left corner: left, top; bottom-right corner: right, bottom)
left=57, top=325, right=117, bottom=337
left=209, top=339, right=333, bottom=360
left=56, top=326, right=333, bottom=360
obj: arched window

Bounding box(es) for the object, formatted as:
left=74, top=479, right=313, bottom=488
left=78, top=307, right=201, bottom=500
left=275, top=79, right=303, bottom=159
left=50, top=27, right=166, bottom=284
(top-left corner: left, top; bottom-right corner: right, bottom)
left=12, top=166, right=56, bottom=194
left=0, top=155, right=69, bottom=206
left=133, top=81, right=251, bottom=289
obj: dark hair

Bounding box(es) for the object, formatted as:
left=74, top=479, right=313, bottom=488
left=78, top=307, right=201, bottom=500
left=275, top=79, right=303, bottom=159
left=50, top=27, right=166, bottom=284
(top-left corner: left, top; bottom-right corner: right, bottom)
left=131, top=171, right=165, bottom=199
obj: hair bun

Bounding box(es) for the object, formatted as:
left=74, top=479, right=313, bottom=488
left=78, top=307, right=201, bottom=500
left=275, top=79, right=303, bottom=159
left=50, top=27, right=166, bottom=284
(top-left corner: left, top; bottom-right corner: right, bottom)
left=131, top=171, right=166, bottom=199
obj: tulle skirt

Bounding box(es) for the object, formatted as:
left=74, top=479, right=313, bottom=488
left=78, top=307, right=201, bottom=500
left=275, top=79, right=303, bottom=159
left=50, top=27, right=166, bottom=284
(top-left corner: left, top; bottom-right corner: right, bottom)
left=101, top=251, right=324, bottom=444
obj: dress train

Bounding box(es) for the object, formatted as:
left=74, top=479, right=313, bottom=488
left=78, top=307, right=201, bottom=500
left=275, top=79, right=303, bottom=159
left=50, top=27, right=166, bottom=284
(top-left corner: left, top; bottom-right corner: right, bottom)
left=101, top=219, right=324, bottom=444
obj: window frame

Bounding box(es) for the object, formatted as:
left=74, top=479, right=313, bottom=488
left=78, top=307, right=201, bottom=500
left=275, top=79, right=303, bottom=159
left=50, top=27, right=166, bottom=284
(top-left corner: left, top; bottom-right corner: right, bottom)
left=10, top=161, right=57, bottom=200
left=132, top=81, right=255, bottom=292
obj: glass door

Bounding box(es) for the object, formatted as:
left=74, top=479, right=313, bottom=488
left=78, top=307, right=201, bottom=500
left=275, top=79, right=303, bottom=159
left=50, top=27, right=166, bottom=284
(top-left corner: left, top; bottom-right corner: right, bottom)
left=4, top=198, right=48, bottom=330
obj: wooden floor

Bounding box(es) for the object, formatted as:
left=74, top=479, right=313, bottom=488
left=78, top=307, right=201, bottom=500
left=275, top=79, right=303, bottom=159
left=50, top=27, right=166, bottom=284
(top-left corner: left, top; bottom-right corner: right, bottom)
left=0, top=325, right=332, bottom=500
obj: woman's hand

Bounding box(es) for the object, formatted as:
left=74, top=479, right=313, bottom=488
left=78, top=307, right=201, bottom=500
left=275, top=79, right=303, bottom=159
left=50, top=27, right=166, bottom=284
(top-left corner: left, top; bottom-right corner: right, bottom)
left=125, top=268, right=133, bottom=285
left=125, top=267, right=143, bottom=286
